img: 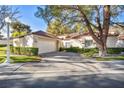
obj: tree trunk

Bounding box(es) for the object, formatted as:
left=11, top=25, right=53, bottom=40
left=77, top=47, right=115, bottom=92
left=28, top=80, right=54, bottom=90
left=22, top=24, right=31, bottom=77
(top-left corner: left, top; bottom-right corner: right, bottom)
left=98, top=44, right=107, bottom=57
left=77, top=5, right=110, bottom=57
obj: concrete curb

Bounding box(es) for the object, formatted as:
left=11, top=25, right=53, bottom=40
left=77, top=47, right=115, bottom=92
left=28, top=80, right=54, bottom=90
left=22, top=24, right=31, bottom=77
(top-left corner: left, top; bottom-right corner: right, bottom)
left=83, top=59, right=124, bottom=63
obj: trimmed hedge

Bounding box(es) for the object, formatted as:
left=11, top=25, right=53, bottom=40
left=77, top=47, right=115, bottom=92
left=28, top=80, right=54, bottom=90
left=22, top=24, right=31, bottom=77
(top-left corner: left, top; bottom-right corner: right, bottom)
left=59, top=47, right=82, bottom=53
left=59, top=47, right=98, bottom=53
left=107, top=48, right=124, bottom=54
left=10, top=46, right=38, bottom=56
left=59, top=47, right=124, bottom=54
left=0, top=44, right=6, bottom=47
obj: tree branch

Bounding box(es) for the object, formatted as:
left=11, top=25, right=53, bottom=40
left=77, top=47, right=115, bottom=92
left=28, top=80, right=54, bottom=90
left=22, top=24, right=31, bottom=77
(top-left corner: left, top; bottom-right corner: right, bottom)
left=77, top=5, right=102, bottom=45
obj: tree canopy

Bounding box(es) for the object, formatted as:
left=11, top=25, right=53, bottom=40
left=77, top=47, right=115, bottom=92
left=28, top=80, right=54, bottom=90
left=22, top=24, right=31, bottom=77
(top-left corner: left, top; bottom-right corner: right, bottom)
left=0, top=5, right=19, bottom=30
left=11, top=21, right=31, bottom=37
left=47, top=19, right=73, bottom=35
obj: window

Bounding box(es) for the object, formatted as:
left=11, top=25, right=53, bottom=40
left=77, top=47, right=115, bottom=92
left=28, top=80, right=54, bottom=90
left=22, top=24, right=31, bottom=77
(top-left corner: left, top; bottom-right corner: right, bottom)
left=65, top=42, right=71, bottom=48
left=85, top=40, right=93, bottom=47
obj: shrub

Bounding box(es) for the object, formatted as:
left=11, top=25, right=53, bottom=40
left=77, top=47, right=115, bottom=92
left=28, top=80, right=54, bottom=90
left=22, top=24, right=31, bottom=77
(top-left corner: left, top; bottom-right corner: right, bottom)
left=83, top=48, right=98, bottom=53
left=59, top=47, right=82, bottom=53
left=107, top=48, right=124, bottom=54
left=10, top=46, right=38, bottom=56
left=59, top=47, right=124, bottom=57
left=0, top=44, right=6, bottom=47
left=66, top=47, right=82, bottom=53
left=83, top=48, right=98, bottom=57
left=59, top=47, right=65, bottom=51
left=83, top=51, right=96, bottom=57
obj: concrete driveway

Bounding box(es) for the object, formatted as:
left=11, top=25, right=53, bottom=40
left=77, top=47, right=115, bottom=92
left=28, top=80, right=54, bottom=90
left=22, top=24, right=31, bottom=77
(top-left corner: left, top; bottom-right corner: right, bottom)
left=0, top=52, right=124, bottom=88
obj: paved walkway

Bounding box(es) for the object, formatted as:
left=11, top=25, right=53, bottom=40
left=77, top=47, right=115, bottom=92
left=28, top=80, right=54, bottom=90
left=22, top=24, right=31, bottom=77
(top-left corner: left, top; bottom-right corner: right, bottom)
left=0, top=52, right=124, bottom=87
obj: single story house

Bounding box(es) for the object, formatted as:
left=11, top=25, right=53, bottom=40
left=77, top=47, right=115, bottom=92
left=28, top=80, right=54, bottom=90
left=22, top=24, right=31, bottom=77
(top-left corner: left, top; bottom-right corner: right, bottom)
left=58, top=26, right=124, bottom=48
left=0, top=39, right=12, bottom=45
left=12, top=31, right=61, bottom=54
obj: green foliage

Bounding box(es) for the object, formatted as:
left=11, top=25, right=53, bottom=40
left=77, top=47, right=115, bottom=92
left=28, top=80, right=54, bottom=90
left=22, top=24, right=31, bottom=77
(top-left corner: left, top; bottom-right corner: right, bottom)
left=11, top=21, right=31, bottom=38
left=0, top=57, right=5, bottom=63
left=0, top=56, right=41, bottom=63
left=10, top=46, right=38, bottom=56
left=83, top=51, right=96, bottom=57
left=60, top=47, right=98, bottom=53
left=0, top=46, right=6, bottom=55
left=61, top=47, right=82, bottom=53
left=107, top=48, right=124, bottom=54
left=82, top=48, right=98, bottom=57
left=35, top=6, right=92, bottom=32
left=47, top=19, right=72, bottom=35
left=96, top=56, right=124, bottom=61
left=0, top=44, right=6, bottom=47
left=11, top=56, right=41, bottom=63
left=59, top=47, right=124, bottom=57
left=0, top=6, right=19, bottom=32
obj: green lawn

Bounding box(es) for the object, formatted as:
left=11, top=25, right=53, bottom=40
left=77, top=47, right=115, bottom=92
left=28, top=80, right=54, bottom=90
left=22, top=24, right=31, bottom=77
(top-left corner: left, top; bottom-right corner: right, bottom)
left=0, top=55, right=41, bottom=63
left=95, top=56, right=124, bottom=61
left=0, top=47, right=6, bottom=56
left=11, top=56, right=41, bottom=63
left=0, top=47, right=41, bottom=63
left=0, top=47, right=6, bottom=51
left=0, top=57, right=5, bottom=63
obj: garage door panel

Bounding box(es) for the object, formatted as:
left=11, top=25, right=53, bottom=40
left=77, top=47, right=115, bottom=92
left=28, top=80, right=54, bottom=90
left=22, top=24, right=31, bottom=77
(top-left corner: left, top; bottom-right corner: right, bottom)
left=37, top=40, right=57, bottom=54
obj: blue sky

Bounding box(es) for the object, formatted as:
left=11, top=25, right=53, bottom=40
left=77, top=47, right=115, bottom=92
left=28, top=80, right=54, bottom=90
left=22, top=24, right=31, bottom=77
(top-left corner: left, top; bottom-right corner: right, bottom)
left=13, top=5, right=47, bottom=32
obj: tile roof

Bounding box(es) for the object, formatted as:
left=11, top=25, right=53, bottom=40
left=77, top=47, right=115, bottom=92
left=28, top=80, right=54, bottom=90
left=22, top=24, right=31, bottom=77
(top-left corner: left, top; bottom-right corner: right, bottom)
left=62, top=31, right=119, bottom=39
left=32, top=31, right=57, bottom=39
left=118, top=35, right=124, bottom=40
left=12, top=30, right=58, bottom=39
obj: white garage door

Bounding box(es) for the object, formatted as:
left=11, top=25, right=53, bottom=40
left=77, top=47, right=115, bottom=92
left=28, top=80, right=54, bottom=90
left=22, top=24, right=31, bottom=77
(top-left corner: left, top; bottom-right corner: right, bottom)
left=37, top=39, right=57, bottom=54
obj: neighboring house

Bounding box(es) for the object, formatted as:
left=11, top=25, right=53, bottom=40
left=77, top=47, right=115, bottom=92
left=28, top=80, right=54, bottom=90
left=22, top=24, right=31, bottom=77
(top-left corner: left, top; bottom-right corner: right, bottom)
left=13, top=31, right=61, bottom=54
left=0, top=39, right=12, bottom=45
left=58, top=26, right=124, bottom=48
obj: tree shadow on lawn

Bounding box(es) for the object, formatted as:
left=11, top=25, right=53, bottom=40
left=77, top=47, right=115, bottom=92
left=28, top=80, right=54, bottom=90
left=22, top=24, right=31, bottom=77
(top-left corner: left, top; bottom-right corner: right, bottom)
left=41, top=52, right=81, bottom=59
left=0, top=73, right=124, bottom=88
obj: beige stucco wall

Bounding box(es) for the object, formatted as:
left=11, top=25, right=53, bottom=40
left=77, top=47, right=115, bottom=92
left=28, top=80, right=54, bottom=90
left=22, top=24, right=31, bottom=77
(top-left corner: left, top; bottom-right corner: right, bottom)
left=62, top=36, right=119, bottom=48
left=106, top=36, right=118, bottom=48
left=0, top=40, right=8, bottom=45
left=62, top=36, right=96, bottom=48
left=61, top=39, right=83, bottom=48
left=33, top=35, right=58, bottom=54
left=115, top=40, right=124, bottom=47
left=13, top=35, right=34, bottom=47
left=13, top=34, right=58, bottom=54
left=0, top=40, right=12, bottom=45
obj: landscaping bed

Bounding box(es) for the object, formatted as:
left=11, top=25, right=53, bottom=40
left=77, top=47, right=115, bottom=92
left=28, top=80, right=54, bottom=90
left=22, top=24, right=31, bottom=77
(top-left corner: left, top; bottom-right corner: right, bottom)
left=0, top=46, right=41, bottom=63
left=95, top=55, right=124, bottom=61
left=59, top=47, right=124, bottom=61
left=0, top=57, right=5, bottom=63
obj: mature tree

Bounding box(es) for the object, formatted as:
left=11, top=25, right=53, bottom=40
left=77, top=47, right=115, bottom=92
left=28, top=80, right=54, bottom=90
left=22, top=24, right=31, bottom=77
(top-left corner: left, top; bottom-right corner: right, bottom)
left=0, top=5, right=20, bottom=39
left=11, top=21, right=31, bottom=37
left=35, top=5, right=124, bottom=56
left=0, top=5, right=19, bottom=30
left=47, top=19, right=72, bottom=35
